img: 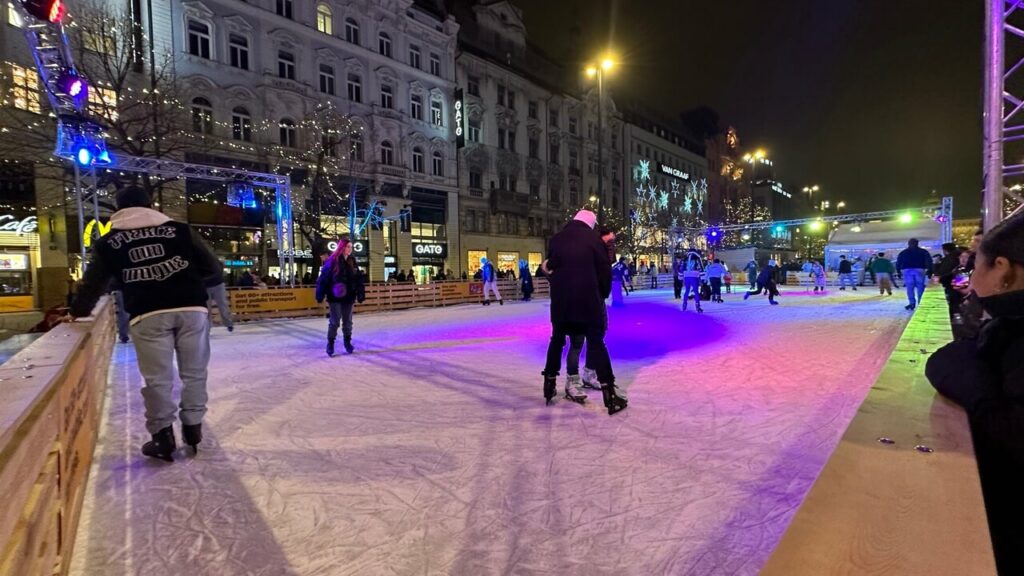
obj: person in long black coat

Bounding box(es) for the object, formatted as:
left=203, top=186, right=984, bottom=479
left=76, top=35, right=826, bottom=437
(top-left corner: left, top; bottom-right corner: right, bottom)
left=542, top=210, right=626, bottom=414
left=519, top=260, right=534, bottom=301
left=926, top=213, right=1024, bottom=575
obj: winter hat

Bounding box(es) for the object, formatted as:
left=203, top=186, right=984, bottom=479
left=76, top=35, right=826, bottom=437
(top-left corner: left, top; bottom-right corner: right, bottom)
left=768, top=259, right=778, bottom=267
left=574, top=209, right=597, bottom=230
left=480, top=256, right=487, bottom=264
left=116, top=186, right=152, bottom=210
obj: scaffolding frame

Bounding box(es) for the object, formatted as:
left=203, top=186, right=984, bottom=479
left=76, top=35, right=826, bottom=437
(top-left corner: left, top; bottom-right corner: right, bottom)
left=984, top=0, right=1024, bottom=229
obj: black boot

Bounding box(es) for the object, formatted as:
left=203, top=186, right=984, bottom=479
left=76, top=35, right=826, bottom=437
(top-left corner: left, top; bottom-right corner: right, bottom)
left=141, top=426, right=176, bottom=462
left=498, top=299, right=503, bottom=306
left=182, top=423, right=202, bottom=454
left=326, top=338, right=336, bottom=357
left=600, top=384, right=628, bottom=416
left=543, top=373, right=557, bottom=405
left=344, top=336, right=354, bottom=354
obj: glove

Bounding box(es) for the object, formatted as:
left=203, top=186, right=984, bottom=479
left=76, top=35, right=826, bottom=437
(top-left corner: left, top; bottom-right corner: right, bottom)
left=357, top=294, right=366, bottom=304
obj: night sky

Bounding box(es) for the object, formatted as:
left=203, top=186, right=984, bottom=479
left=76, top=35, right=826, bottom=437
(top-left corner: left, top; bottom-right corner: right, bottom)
left=512, top=0, right=982, bottom=218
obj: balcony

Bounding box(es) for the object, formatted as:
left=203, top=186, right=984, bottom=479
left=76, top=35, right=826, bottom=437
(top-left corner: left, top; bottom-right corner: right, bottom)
left=489, top=188, right=531, bottom=217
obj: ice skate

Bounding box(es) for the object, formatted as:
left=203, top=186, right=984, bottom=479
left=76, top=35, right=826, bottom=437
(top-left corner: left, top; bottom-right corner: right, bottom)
left=696, top=304, right=704, bottom=313
left=543, top=374, right=557, bottom=405
left=600, top=384, right=628, bottom=416
left=770, top=300, right=779, bottom=305
left=326, top=338, right=336, bottom=357
left=580, top=367, right=600, bottom=390
left=182, top=423, right=202, bottom=454
left=141, top=426, right=176, bottom=462
left=564, top=374, right=587, bottom=404
left=498, top=299, right=503, bottom=306
left=481, top=299, right=490, bottom=306
left=344, top=336, right=354, bottom=354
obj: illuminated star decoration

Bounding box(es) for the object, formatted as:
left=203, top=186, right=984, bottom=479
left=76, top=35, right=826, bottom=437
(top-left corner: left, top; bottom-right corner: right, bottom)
left=671, top=179, right=681, bottom=198
left=638, top=159, right=650, bottom=182
left=647, top=184, right=658, bottom=203
left=635, top=183, right=646, bottom=200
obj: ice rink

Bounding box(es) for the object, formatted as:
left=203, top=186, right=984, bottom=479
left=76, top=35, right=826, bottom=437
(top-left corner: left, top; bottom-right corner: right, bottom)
left=70, top=286, right=912, bottom=576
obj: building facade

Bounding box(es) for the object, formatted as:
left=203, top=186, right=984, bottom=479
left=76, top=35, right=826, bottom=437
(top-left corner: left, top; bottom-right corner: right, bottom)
left=452, top=0, right=625, bottom=276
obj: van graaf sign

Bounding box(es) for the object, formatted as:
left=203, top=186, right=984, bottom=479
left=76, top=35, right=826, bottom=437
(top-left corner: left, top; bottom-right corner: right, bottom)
left=0, top=214, right=38, bottom=235
left=657, top=162, right=689, bottom=180
left=413, top=242, right=447, bottom=259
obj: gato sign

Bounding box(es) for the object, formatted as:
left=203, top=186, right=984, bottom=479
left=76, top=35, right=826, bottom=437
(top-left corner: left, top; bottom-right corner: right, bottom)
left=413, top=242, right=447, bottom=259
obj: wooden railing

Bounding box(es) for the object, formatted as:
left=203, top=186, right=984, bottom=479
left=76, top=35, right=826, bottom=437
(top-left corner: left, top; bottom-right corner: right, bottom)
left=0, top=298, right=115, bottom=576
left=762, top=289, right=994, bottom=574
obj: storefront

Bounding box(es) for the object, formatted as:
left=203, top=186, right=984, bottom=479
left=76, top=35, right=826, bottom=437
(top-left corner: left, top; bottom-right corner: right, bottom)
left=496, top=251, right=519, bottom=274
left=0, top=213, right=40, bottom=312
left=412, top=239, right=448, bottom=281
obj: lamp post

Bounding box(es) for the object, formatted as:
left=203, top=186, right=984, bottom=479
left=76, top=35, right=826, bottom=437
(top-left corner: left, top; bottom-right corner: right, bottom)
left=585, top=56, right=615, bottom=224
left=802, top=185, right=820, bottom=212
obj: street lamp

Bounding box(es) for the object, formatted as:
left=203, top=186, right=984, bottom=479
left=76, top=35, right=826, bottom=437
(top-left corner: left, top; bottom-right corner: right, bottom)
left=584, top=54, right=616, bottom=224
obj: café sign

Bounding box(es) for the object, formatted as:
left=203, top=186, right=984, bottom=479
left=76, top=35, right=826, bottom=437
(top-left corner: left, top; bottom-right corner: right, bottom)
left=0, top=214, right=38, bottom=235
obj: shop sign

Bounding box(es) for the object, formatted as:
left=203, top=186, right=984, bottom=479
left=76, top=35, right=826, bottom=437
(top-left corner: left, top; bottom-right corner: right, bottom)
left=327, top=239, right=368, bottom=257
left=384, top=256, right=396, bottom=264
left=83, top=219, right=112, bottom=249
left=413, top=242, right=447, bottom=259
left=0, top=214, right=38, bottom=235
left=454, top=88, right=466, bottom=149
left=657, top=162, right=689, bottom=180
left=224, top=259, right=253, bottom=267
left=277, top=248, right=313, bottom=259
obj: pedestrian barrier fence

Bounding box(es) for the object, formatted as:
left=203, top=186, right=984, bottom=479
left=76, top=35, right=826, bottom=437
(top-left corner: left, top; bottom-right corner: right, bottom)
left=0, top=297, right=115, bottom=576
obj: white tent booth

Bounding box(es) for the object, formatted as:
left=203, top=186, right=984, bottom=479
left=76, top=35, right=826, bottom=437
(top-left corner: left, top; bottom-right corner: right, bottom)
left=824, top=219, right=943, bottom=271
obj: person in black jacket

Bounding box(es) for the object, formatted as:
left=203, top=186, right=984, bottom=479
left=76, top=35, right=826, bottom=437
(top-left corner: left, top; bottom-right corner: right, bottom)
left=926, top=212, right=1024, bottom=574
left=70, top=186, right=221, bottom=461
left=316, top=238, right=366, bottom=356
left=542, top=210, right=626, bottom=414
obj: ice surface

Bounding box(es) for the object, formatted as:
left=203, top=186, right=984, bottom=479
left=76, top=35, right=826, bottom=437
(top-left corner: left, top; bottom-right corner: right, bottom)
left=69, top=287, right=911, bottom=576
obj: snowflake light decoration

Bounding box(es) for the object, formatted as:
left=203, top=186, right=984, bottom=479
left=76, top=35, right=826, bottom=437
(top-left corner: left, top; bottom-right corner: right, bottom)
left=638, top=159, right=651, bottom=182
left=683, top=194, right=693, bottom=214
left=658, top=190, right=669, bottom=211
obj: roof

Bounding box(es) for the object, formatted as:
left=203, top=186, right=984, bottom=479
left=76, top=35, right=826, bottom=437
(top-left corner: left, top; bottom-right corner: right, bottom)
left=827, top=219, right=942, bottom=249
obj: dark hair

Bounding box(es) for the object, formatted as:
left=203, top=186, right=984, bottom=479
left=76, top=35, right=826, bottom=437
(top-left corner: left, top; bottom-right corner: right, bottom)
left=908, top=238, right=920, bottom=247
left=598, top=227, right=614, bottom=236
left=980, top=212, right=1024, bottom=266
left=878, top=252, right=885, bottom=257
left=942, top=242, right=957, bottom=253
left=115, top=185, right=152, bottom=209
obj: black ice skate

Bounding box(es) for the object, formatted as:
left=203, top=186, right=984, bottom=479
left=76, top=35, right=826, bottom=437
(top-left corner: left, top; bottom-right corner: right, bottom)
left=564, top=375, right=587, bottom=404
left=326, top=338, right=336, bottom=357
left=543, top=374, right=557, bottom=405
left=482, top=299, right=490, bottom=306
left=600, top=384, right=628, bottom=416
left=498, top=299, right=503, bottom=306
left=141, top=426, right=176, bottom=462
left=182, top=423, right=202, bottom=454
left=344, top=336, right=354, bottom=354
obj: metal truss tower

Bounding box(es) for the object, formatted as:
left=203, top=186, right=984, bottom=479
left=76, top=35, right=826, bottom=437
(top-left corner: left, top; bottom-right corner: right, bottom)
left=984, top=1, right=1024, bottom=230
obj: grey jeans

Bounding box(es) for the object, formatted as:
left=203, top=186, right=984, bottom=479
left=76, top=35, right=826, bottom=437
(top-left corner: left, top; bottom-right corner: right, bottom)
left=207, top=283, right=234, bottom=329
left=328, top=301, right=354, bottom=341
left=131, top=311, right=211, bottom=434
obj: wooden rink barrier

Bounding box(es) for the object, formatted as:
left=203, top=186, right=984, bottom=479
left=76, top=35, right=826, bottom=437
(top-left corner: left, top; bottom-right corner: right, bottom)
left=762, top=289, right=995, bottom=574
left=0, top=297, right=115, bottom=576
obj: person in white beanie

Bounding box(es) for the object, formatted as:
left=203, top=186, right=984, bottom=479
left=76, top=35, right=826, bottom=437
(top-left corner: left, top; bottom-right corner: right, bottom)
left=541, top=210, right=626, bottom=415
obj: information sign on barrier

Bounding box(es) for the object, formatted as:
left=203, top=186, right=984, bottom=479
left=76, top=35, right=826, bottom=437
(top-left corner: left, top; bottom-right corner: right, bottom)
left=229, top=288, right=321, bottom=312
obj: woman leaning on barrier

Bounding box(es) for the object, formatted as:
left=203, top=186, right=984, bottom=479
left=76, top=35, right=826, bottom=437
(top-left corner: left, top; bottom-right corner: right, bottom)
left=926, top=211, right=1024, bottom=575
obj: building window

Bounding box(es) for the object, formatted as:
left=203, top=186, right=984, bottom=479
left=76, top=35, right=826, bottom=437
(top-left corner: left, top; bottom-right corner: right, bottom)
left=569, top=117, right=577, bottom=134
left=409, top=45, right=421, bottom=69
left=187, top=19, right=211, bottom=59
left=276, top=0, right=292, bottom=19
left=345, top=18, right=360, bottom=44
left=380, top=84, right=393, bottom=109
left=380, top=140, right=394, bottom=165
left=432, top=151, right=443, bottom=176
left=316, top=3, right=332, bottom=34
left=9, top=64, right=40, bottom=113
left=319, top=63, right=335, bottom=95
left=350, top=134, right=363, bottom=161
left=469, top=171, right=482, bottom=189
left=528, top=101, right=538, bottom=120
left=529, top=138, right=539, bottom=159
left=228, top=34, right=249, bottom=70
left=347, top=73, right=362, bottom=102
left=507, top=90, right=516, bottom=110
left=611, top=133, right=618, bottom=150
left=430, top=53, right=441, bottom=76
left=507, top=130, right=516, bottom=152
left=378, top=32, right=392, bottom=58
left=323, top=135, right=337, bottom=157
left=191, top=97, right=213, bottom=134
left=279, top=118, right=296, bottom=147
left=278, top=50, right=295, bottom=80
left=412, top=147, right=424, bottom=173
left=468, top=117, right=480, bottom=143
left=410, top=94, right=423, bottom=120
left=430, top=100, right=442, bottom=127
left=549, top=110, right=558, bottom=127
left=549, top=143, right=559, bottom=163
left=88, top=86, right=118, bottom=121
left=231, top=107, right=252, bottom=141
left=498, top=128, right=506, bottom=150
left=497, top=85, right=505, bottom=106
left=569, top=149, right=578, bottom=171
left=467, top=75, right=480, bottom=96
left=530, top=184, right=540, bottom=201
